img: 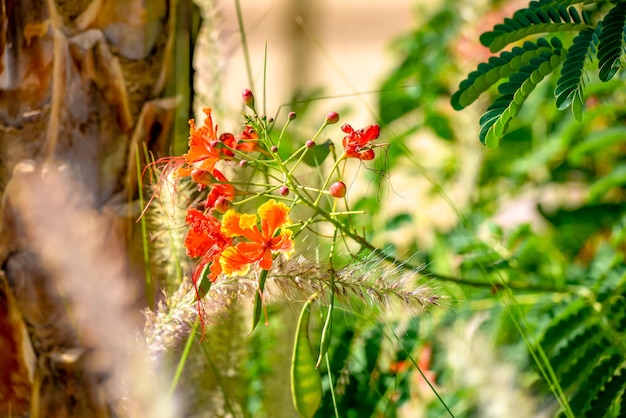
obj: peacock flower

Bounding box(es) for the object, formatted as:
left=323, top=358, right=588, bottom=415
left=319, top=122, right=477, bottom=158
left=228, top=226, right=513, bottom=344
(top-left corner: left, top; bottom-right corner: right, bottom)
left=177, top=108, right=223, bottom=177
left=219, top=199, right=294, bottom=276
left=184, top=208, right=232, bottom=282
left=205, top=169, right=235, bottom=211
left=218, top=126, right=259, bottom=157
left=341, top=123, right=381, bottom=160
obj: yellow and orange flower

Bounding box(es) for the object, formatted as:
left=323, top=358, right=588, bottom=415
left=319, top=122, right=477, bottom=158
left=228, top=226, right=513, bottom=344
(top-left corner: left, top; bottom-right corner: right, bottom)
left=219, top=199, right=294, bottom=276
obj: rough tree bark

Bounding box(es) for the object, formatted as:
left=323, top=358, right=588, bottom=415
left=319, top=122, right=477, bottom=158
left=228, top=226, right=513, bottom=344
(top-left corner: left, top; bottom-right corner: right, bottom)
left=0, top=1, right=197, bottom=416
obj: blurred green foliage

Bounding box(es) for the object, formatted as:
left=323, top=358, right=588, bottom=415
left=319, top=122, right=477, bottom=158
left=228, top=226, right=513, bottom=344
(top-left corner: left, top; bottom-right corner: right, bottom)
left=317, top=0, right=626, bottom=417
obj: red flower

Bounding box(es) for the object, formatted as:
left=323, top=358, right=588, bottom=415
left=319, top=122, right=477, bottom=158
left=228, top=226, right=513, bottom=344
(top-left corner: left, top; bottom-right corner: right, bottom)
left=218, top=126, right=259, bottom=157
left=205, top=169, right=235, bottom=210
left=184, top=208, right=232, bottom=282
left=341, top=123, right=381, bottom=160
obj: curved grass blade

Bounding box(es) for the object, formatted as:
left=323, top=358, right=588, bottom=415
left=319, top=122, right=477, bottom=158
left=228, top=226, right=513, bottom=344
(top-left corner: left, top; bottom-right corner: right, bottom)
left=291, top=294, right=323, bottom=418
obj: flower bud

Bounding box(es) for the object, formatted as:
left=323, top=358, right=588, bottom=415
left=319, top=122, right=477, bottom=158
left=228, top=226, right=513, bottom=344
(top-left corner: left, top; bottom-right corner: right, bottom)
left=288, top=111, right=297, bottom=121
left=239, top=159, right=248, bottom=168
left=305, top=139, right=315, bottom=148
left=279, top=185, right=289, bottom=196
left=271, top=145, right=278, bottom=153
left=242, top=89, right=255, bottom=109
left=325, top=111, right=339, bottom=124
left=329, top=181, right=346, bottom=198
left=214, top=197, right=231, bottom=213
left=191, top=169, right=212, bottom=186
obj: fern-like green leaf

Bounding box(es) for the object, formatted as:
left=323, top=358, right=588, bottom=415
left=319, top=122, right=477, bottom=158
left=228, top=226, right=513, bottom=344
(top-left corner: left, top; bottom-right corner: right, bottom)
left=568, top=354, right=622, bottom=417
left=597, top=2, right=626, bottom=81
left=479, top=49, right=565, bottom=148
left=451, top=38, right=557, bottom=110
left=555, top=27, right=599, bottom=120
left=549, top=323, right=604, bottom=375
left=539, top=300, right=592, bottom=352
left=480, top=5, right=590, bottom=52
left=586, top=365, right=626, bottom=418
left=559, top=338, right=612, bottom=393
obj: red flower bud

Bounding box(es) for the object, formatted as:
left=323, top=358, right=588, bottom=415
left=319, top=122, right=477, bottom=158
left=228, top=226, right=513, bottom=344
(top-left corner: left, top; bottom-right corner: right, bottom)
left=214, top=197, right=231, bottom=213
left=326, top=111, right=339, bottom=124
left=242, top=89, right=255, bottom=109
left=279, top=185, right=289, bottom=196
left=288, top=111, right=297, bottom=120
left=191, top=169, right=212, bottom=186
left=305, top=139, right=315, bottom=148
left=271, top=145, right=278, bottom=153
left=329, top=181, right=346, bottom=198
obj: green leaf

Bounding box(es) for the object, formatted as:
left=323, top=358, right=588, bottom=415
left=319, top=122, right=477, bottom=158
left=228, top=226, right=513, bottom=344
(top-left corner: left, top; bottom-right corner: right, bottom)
left=569, top=127, right=626, bottom=164
left=597, top=2, right=626, bottom=81
left=484, top=18, right=587, bottom=53
left=569, top=354, right=622, bottom=417
left=248, top=268, right=269, bottom=335
left=451, top=39, right=555, bottom=110
left=479, top=49, right=564, bottom=148
left=196, top=262, right=213, bottom=299
left=302, top=139, right=333, bottom=167
left=555, top=28, right=598, bottom=120
left=589, top=165, right=626, bottom=202
left=315, top=285, right=334, bottom=369
left=291, top=296, right=322, bottom=418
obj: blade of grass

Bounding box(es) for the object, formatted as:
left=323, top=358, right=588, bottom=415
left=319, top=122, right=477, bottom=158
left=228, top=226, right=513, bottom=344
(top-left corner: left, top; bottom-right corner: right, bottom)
left=135, top=142, right=154, bottom=308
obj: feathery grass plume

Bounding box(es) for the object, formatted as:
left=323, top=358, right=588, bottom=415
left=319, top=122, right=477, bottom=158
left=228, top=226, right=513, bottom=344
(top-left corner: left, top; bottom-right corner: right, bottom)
left=145, top=167, right=196, bottom=292
left=5, top=161, right=178, bottom=418
left=198, top=253, right=443, bottom=322
left=193, top=0, right=228, bottom=118
left=442, top=314, right=551, bottom=418
left=143, top=280, right=197, bottom=361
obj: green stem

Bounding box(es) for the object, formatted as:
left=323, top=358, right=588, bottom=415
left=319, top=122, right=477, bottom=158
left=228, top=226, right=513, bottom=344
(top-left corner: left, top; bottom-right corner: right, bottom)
left=235, top=0, right=254, bottom=92
left=168, top=318, right=200, bottom=397
left=288, top=179, right=579, bottom=294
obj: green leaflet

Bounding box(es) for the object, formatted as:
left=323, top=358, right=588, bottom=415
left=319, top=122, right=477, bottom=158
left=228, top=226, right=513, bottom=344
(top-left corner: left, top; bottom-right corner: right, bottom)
left=248, top=268, right=269, bottom=335
left=451, top=39, right=556, bottom=110
left=588, top=365, right=626, bottom=417
left=488, top=22, right=589, bottom=52
left=196, top=261, right=213, bottom=299
left=315, top=282, right=334, bottom=369
left=597, top=2, right=626, bottom=81
left=479, top=50, right=564, bottom=148
left=480, top=5, right=590, bottom=52
left=555, top=27, right=598, bottom=120
left=291, top=295, right=323, bottom=418
left=568, top=354, right=622, bottom=417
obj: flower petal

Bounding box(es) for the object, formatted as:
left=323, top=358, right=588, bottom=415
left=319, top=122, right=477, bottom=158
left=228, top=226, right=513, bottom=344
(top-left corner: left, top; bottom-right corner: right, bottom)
left=258, top=199, right=290, bottom=238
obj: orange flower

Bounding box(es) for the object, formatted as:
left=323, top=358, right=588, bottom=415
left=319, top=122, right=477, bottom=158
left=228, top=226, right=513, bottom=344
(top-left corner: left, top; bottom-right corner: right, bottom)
left=341, top=123, right=381, bottom=160
left=219, top=199, right=294, bottom=276
left=184, top=208, right=232, bottom=282
left=177, top=107, right=222, bottom=177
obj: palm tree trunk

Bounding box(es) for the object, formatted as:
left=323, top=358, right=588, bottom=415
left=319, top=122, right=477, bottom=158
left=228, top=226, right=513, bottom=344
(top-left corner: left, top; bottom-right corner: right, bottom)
left=0, top=1, right=198, bottom=416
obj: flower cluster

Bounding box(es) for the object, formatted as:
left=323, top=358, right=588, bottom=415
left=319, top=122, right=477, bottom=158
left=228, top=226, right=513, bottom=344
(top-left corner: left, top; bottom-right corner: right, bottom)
left=152, top=90, right=383, bottom=298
